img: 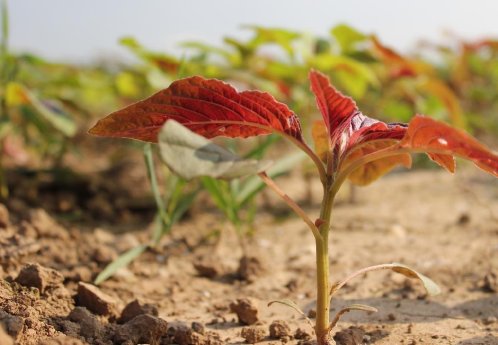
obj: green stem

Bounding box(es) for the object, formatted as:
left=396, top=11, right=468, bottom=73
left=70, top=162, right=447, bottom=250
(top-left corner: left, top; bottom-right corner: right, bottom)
left=143, top=144, right=170, bottom=246
left=315, top=179, right=336, bottom=345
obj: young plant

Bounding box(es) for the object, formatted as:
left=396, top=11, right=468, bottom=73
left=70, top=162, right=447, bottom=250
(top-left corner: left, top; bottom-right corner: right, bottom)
left=89, top=70, right=498, bottom=345
left=94, top=143, right=198, bottom=285
left=196, top=137, right=305, bottom=249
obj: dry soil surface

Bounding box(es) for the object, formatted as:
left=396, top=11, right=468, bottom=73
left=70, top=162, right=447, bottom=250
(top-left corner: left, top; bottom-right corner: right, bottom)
left=0, top=169, right=497, bottom=345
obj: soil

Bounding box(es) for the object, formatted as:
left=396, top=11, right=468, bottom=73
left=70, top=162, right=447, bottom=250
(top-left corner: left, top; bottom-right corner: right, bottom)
left=0, top=168, right=497, bottom=345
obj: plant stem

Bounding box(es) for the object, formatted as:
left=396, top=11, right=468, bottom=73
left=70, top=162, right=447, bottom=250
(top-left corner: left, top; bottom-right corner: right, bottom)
left=143, top=144, right=170, bottom=246
left=315, top=179, right=336, bottom=345
left=257, top=172, right=321, bottom=239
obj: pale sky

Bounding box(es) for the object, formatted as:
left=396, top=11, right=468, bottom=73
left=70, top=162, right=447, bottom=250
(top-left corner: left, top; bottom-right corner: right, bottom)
left=7, top=0, right=498, bottom=63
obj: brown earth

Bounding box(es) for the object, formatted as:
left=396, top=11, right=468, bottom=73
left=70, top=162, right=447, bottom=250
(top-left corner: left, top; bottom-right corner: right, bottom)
left=0, top=168, right=497, bottom=344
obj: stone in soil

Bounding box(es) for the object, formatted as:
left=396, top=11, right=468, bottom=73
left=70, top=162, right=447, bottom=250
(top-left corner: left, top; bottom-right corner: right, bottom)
left=241, top=326, right=266, bottom=344
left=76, top=282, right=118, bottom=317
left=114, top=314, right=167, bottom=345
left=269, top=320, right=292, bottom=339
left=229, top=298, right=259, bottom=325
left=237, top=255, right=265, bottom=282
left=15, top=263, right=64, bottom=294
left=333, top=326, right=365, bottom=345
left=118, top=299, right=158, bottom=324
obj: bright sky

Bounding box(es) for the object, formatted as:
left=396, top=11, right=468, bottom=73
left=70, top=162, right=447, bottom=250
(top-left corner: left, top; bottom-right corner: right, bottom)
left=7, top=0, right=498, bottom=63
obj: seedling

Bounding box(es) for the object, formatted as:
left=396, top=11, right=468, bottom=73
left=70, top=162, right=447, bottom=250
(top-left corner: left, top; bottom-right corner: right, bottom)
left=94, top=143, right=198, bottom=285
left=90, top=70, right=498, bottom=345
left=197, top=137, right=305, bottom=249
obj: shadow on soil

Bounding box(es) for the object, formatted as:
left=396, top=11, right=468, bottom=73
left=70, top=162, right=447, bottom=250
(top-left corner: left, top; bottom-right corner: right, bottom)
left=303, top=295, right=498, bottom=324
left=457, top=335, right=498, bottom=345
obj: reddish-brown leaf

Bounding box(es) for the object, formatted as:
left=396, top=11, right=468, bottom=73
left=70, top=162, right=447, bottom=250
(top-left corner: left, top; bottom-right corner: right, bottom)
left=89, top=76, right=304, bottom=143
left=370, top=36, right=431, bottom=77
left=309, top=70, right=358, bottom=148
left=343, top=140, right=412, bottom=186
left=308, top=70, right=407, bottom=157
left=401, top=115, right=498, bottom=176
left=346, top=116, right=407, bottom=149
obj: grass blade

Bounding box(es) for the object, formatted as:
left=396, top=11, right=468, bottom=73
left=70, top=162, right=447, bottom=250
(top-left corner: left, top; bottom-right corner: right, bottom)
left=94, top=244, right=148, bottom=285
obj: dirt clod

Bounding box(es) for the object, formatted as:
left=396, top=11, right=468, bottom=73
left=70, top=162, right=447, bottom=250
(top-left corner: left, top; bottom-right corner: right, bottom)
left=165, top=321, right=222, bottom=345
left=229, top=298, right=259, bottom=325
left=15, top=263, right=64, bottom=294
left=237, top=256, right=265, bottom=282
left=241, top=326, right=266, bottom=344
left=28, top=209, right=69, bottom=240
left=294, top=327, right=312, bottom=340
left=481, top=271, right=497, bottom=292
left=0, top=311, right=24, bottom=341
left=118, top=299, right=158, bottom=324
left=193, top=256, right=223, bottom=278
left=114, top=314, right=167, bottom=345
left=269, top=320, right=292, bottom=339
left=67, top=307, right=105, bottom=341
left=366, top=329, right=389, bottom=343
left=191, top=321, right=205, bottom=335
left=76, top=282, right=117, bottom=316
left=333, top=326, right=365, bottom=345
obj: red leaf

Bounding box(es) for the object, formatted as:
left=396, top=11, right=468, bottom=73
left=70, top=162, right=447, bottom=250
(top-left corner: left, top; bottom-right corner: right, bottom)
left=346, top=115, right=407, bottom=149
left=89, top=76, right=304, bottom=143
left=309, top=70, right=358, bottom=148
left=401, top=115, right=498, bottom=177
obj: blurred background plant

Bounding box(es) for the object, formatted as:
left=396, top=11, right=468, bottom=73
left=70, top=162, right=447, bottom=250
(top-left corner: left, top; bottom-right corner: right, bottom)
left=1, top=0, right=497, bottom=229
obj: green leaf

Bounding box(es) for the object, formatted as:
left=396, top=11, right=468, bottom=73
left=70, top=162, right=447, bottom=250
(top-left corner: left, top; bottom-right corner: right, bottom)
left=158, top=120, right=272, bottom=180
left=8, top=83, right=76, bottom=137
left=94, top=245, right=148, bottom=285
left=201, top=177, right=230, bottom=212
left=201, top=177, right=239, bottom=225
left=246, top=26, right=300, bottom=58
left=331, top=24, right=366, bottom=53
left=170, top=189, right=198, bottom=224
